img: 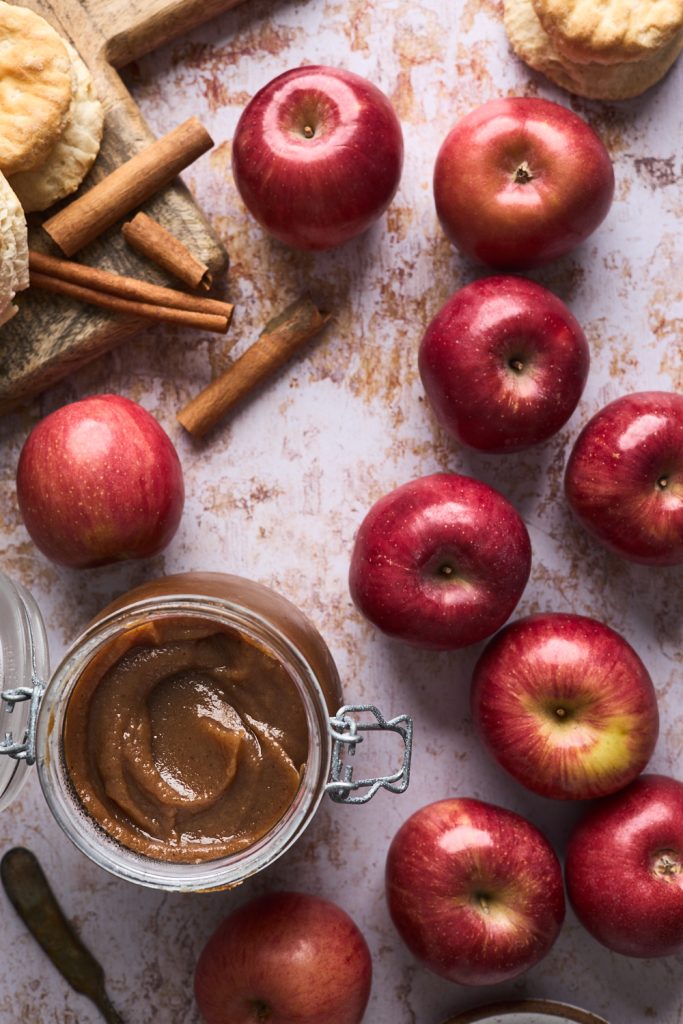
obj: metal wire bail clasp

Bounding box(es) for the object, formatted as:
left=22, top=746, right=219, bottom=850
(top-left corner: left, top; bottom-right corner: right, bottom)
left=325, top=704, right=413, bottom=805
left=0, top=680, right=45, bottom=766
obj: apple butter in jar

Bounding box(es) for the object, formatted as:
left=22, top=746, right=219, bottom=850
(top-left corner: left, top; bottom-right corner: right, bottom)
left=63, top=613, right=313, bottom=864
left=0, top=571, right=412, bottom=892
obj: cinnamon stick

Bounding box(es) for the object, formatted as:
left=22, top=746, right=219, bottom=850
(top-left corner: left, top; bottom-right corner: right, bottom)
left=30, top=272, right=230, bottom=334
left=28, top=251, right=233, bottom=320
left=177, top=295, right=331, bottom=437
left=122, top=213, right=213, bottom=291
left=43, top=118, right=214, bottom=256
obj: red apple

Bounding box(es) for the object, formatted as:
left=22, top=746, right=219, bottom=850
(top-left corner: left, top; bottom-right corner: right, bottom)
left=349, top=472, right=531, bottom=650
left=231, top=65, right=403, bottom=250
left=433, top=97, right=614, bottom=269
left=565, top=391, right=683, bottom=565
left=194, top=891, right=372, bottom=1024
left=385, top=798, right=565, bottom=985
left=16, top=394, right=184, bottom=569
left=471, top=613, right=659, bottom=800
left=419, top=276, right=589, bottom=453
left=566, top=774, right=683, bottom=957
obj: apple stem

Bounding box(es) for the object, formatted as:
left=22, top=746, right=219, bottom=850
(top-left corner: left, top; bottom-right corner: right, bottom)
left=478, top=894, right=490, bottom=914
left=657, top=475, right=669, bottom=490
left=513, top=161, right=534, bottom=185
left=303, top=125, right=315, bottom=139
left=508, top=357, right=525, bottom=374
left=555, top=707, right=567, bottom=719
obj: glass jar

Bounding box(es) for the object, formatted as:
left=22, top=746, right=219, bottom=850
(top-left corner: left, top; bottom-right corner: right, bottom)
left=441, top=1000, right=608, bottom=1024
left=0, top=571, right=412, bottom=892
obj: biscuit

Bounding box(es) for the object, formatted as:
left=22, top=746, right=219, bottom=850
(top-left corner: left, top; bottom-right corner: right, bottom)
left=531, top=0, right=683, bottom=65
left=505, top=0, right=683, bottom=99
left=9, top=43, right=104, bottom=213
left=0, top=1, right=74, bottom=176
left=0, top=171, right=29, bottom=326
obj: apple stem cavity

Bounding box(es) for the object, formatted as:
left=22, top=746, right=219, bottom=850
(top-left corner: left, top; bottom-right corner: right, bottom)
left=251, top=999, right=272, bottom=1021
left=513, top=161, right=534, bottom=185
left=652, top=850, right=682, bottom=878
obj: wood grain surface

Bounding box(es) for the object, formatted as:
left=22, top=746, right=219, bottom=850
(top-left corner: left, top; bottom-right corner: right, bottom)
left=0, top=0, right=243, bottom=415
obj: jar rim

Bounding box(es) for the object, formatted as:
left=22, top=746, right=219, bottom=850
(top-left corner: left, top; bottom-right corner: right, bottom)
left=440, top=1000, right=608, bottom=1024
left=36, top=589, right=335, bottom=892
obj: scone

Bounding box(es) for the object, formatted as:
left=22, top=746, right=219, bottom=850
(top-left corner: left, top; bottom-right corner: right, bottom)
left=0, top=1, right=74, bottom=176
left=505, top=0, right=683, bottom=99
left=531, top=0, right=683, bottom=65
left=0, top=171, right=29, bottom=326
left=9, top=41, right=105, bottom=213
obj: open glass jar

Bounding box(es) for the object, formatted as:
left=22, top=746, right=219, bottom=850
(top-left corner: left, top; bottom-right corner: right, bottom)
left=0, top=571, right=411, bottom=892
left=441, top=1000, right=609, bottom=1024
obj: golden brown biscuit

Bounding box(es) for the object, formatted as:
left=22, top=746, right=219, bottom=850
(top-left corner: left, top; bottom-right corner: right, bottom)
left=505, top=0, right=683, bottom=99
left=0, top=171, right=29, bottom=326
left=531, top=0, right=683, bottom=65
left=9, top=42, right=104, bottom=213
left=0, top=1, right=74, bottom=176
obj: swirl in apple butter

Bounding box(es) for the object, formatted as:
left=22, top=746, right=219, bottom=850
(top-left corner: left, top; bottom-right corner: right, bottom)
left=63, top=617, right=309, bottom=863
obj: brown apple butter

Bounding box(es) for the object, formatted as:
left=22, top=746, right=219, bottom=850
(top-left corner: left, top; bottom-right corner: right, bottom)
left=63, top=615, right=310, bottom=863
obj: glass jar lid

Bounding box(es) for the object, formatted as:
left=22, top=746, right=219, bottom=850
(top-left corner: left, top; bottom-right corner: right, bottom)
left=0, top=572, right=49, bottom=809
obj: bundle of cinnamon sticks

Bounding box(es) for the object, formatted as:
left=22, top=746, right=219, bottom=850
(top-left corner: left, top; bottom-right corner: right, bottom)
left=29, top=118, right=233, bottom=332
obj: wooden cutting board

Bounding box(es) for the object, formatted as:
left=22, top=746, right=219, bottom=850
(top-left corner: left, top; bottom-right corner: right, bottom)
left=0, top=0, right=246, bottom=414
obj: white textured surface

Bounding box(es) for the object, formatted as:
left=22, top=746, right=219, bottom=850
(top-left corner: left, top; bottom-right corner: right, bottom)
left=1, top=0, right=683, bottom=1021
